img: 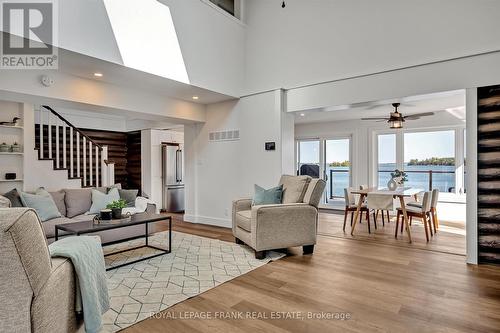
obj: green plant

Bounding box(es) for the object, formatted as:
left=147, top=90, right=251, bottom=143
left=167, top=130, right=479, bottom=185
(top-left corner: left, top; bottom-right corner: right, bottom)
left=106, top=199, right=127, bottom=209
left=390, top=169, right=408, bottom=183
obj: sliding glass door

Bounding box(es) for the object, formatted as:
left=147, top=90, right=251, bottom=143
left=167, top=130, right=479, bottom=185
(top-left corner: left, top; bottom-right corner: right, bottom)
left=377, top=134, right=396, bottom=189
left=297, top=137, right=351, bottom=206
left=325, top=139, right=351, bottom=200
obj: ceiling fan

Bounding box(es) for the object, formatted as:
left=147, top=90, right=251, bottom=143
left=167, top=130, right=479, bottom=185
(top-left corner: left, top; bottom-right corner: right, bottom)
left=361, top=103, right=434, bottom=129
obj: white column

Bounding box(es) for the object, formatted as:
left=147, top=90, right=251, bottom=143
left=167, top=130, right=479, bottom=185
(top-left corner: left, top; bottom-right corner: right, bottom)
left=95, top=146, right=99, bottom=187
left=76, top=132, right=80, bottom=178
left=466, top=88, right=478, bottom=265
left=39, top=109, right=44, bottom=159
left=70, top=127, right=74, bottom=178
left=48, top=111, right=52, bottom=159
left=55, top=119, right=60, bottom=168
left=89, top=141, right=93, bottom=186
left=62, top=123, right=67, bottom=169
left=455, top=128, right=465, bottom=195
left=83, top=137, right=87, bottom=186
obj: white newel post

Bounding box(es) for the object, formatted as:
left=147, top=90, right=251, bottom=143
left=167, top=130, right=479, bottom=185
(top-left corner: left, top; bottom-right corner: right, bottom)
left=101, top=146, right=115, bottom=186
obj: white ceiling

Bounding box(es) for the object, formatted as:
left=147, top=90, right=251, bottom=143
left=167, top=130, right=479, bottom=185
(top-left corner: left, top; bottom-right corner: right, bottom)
left=294, top=90, right=466, bottom=124
left=59, top=48, right=236, bottom=105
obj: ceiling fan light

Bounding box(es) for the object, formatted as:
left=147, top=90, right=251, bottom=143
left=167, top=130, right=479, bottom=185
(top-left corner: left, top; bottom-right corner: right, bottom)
left=389, top=120, right=403, bottom=129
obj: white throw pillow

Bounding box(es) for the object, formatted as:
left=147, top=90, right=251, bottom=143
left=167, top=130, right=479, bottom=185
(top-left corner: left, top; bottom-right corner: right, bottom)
left=87, top=187, right=120, bottom=214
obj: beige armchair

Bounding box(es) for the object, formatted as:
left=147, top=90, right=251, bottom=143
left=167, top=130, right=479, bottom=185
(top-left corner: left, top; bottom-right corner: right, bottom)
left=232, top=175, right=326, bottom=259
left=0, top=208, right=83, bottom=333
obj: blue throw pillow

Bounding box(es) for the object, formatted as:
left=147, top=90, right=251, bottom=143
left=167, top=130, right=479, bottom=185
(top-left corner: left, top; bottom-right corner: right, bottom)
left=252, top=184, right=283, bottom=206
left=19, top=188, right=61, bottom=222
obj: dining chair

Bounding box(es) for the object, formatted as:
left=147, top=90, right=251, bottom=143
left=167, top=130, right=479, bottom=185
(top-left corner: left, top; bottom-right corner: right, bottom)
left=408, top=189, right=439, bottom=233
left=367, top=193, right=393, bottom=229
left=396, top=191, right=432, bottom=241
left=343, top=188, right=370, bottom=232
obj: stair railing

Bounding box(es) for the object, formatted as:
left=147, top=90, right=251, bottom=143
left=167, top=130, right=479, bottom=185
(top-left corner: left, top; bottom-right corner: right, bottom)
left=37, top=105, right=115, bottom=187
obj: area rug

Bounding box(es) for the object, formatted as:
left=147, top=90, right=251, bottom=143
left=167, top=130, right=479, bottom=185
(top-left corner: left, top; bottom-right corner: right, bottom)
left=101, top=231, right=284, bottom=332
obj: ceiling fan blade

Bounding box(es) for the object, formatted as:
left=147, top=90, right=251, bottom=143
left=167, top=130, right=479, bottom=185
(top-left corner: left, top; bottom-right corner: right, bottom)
left=404, top=112, right=434, bottom=120
left=361, top=117, right=389, bottom=120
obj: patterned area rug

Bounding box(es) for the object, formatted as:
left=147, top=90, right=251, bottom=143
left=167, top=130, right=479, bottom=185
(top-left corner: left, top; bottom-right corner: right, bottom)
left=101, top=231, right=285, bottom=332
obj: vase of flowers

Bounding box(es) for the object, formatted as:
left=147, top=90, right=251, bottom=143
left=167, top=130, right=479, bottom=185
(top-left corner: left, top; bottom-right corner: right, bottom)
left=388, top=169, right=408, bottom=190
left=106, top=199, right=127, bottom=219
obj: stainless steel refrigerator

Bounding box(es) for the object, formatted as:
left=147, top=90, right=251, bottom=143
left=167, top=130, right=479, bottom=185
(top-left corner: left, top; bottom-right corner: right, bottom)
left=161, top=143, right=184, bottom=212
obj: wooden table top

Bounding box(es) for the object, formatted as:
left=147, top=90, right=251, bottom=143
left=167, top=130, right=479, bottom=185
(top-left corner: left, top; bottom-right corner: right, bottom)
left=350, top=187, right=424, bottom=197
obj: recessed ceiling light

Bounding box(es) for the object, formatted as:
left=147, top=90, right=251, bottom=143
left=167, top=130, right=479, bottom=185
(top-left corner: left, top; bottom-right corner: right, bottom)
left=94, top=72, right=103, bottom=77
left=300, top=113, right=305, bottom=117
left=192, top=96, right=199, bottom=100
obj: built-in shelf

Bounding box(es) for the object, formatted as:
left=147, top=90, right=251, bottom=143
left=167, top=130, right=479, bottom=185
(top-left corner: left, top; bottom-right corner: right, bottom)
left=0, top=125, right=23, bottom=130
left=0, top=179, right=23, bottom=183
left=0, top=152, right=23, bottom=155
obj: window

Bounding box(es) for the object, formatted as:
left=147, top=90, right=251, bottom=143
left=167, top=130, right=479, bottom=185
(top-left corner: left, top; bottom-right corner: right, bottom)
left=209, top=0, right=235, bottom=16
left=377, top=134, right=396, bottom=189
left=404, top=130, right=455, bottom=192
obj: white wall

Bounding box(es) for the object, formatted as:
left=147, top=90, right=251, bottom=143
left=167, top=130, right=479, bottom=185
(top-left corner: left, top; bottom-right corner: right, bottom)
left=244, top=0, right=500, bottom=94
left=184, top=90, right=294, bottom=227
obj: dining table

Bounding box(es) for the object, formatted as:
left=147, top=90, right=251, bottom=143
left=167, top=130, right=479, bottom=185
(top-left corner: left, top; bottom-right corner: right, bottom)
left=349, top=187, right=423, bottom=243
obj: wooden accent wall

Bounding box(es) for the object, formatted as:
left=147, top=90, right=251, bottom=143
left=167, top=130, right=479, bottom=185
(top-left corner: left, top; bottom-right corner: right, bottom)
left=477, top=84, right=500, bottom=264
left=80, top=129, right=141, bottom=191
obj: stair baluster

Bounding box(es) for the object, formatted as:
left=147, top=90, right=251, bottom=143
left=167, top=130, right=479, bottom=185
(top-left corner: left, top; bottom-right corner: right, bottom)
left=70, top=127, right=74, bottom=178
left=76, top=132, right=80, bottom=178
left=83, top=136, right=87, bottom=186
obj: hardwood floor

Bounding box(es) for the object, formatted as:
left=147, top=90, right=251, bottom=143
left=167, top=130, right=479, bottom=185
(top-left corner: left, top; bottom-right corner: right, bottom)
left=317, top=210, right=466, bottom=256
left=123, top=214, right=499, bottom=333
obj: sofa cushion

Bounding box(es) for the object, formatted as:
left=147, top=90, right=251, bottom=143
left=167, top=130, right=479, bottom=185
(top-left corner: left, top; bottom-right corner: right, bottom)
left=0, top=194, right=11, bottom=207
left=236, top=210, right=251, bottom=232
left=118, top=189, right=138, bottom=207
left=19, top=188, right=61, bottom=222
left=88, top=188, right=120, bottom=214
left=252, top=184, right=283, bottom=206
left=4, top=188, right=23, bottom=207
left=303, top=179, right=326, bottom=207
left=49, top=190, right=66, bottom=216
left=65, top=188, right=92, bottom=218
left=279, top=175, right=311, bottom=204
left=42, top=216, right=73, bottom=238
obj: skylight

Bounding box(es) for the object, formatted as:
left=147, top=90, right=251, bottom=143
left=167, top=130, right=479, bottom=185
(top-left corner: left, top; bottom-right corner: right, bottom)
left=103, top=0, right=189, bottom=84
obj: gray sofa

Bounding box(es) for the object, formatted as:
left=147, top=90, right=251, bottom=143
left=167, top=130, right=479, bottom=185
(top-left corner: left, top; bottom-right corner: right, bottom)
left=2, top=187, right=157, bottom=244
left=232, top=175, right=326, bottom=259
left=43, top=187, right=157, bottom=244
left=0, top=208, right=84, bottom=333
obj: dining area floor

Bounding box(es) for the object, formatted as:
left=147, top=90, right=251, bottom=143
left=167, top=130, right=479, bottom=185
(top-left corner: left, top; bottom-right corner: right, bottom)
left=317, top=210, right=466, bottom=256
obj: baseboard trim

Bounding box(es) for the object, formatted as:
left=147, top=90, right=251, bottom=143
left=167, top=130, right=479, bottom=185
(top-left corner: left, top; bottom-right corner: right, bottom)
left=184, top=214, right=232, bottom=228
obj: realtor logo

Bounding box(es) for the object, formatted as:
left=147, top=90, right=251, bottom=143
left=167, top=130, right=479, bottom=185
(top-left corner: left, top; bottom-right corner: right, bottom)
left=0, top=0, right=58, bottom=69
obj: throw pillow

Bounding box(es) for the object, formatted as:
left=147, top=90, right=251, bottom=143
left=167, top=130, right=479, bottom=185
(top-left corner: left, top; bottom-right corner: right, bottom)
left=65, top=188, right=92, bottom=218
left=118, top=189, right=138, bottom=207
left=0, top=194, right=11, bottom=207
left=252, top=184, right=283, bottom=206
left=88, top=187, right=120, bottom=214
left=19, top=188, right=61, bottom=222
left=4, top=188, right=23, bottom=207
left=49, top=190, right=66, bottom=216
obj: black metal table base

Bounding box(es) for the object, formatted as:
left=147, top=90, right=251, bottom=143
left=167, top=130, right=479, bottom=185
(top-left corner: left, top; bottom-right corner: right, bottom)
left=55, top=216, right=172, bottom=271
left=104, top=244, right=170, bottom=271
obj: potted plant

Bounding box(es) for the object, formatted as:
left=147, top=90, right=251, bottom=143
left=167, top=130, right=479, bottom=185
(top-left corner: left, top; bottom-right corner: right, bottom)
left=388, top=169, right=408, bottom=190
left=106, top=199, right=127, bottom=219
left=11, top=142, right=21, bottom=152
left=0, top=142, right=9, bottom=152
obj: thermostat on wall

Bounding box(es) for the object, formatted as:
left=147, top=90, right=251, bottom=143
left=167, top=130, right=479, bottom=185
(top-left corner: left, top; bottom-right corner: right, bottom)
left=265, top=142, right=276, bottom=151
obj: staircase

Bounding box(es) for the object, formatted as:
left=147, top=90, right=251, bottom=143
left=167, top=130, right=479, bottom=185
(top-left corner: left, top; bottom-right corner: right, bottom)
left=34, top=106, right=115, bottom=188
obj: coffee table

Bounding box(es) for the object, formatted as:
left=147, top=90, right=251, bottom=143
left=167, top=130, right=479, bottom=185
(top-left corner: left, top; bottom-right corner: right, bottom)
left=55, top=213, right=172, bottom=270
